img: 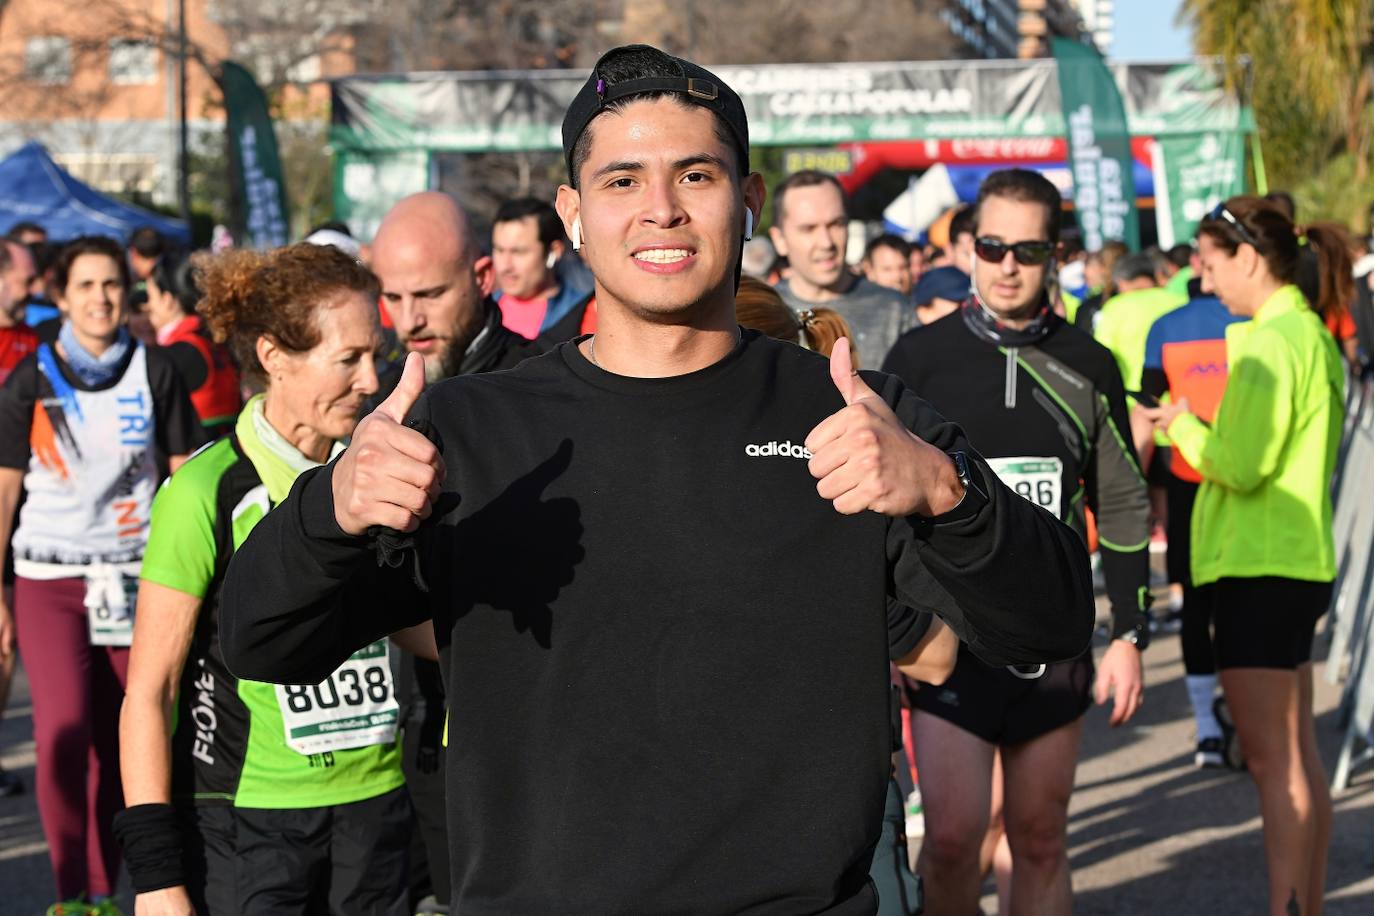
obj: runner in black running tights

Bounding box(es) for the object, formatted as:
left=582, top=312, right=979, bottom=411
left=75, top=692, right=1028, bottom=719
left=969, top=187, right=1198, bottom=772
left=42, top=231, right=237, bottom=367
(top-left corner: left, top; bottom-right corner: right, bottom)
left=883, top=169, right=1150, bottom=916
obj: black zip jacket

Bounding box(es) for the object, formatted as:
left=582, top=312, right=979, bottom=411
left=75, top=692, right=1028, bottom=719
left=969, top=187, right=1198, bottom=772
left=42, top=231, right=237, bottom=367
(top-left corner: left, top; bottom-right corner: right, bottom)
left=883, top=307, right=1150, bottom=639
left=220, top=331, right=1092, bottom=915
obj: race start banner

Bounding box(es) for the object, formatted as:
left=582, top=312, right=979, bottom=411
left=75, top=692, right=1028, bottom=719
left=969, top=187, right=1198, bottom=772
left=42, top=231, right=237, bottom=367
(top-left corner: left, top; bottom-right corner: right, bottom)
left=1151, top=132, right=1247, bottom=248
left=329, top=57, right=1252, bottom=239
left=221, top=61, right=290, bottom=248
left=1051, top=38, right=1141, bottom=252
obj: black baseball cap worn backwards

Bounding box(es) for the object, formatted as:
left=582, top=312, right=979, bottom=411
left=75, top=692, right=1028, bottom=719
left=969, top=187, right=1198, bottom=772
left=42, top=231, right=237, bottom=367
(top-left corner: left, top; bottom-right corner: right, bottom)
left=562, top=45, right=750, bottom=184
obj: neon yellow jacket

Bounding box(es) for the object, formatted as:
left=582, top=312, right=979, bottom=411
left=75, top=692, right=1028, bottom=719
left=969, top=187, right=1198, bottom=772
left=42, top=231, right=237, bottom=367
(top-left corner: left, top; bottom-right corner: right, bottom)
left=1060, top=289, right=1082, bottom=324
left=1167, top=285, right=1345, bottom=586
left=1165, top=266, right=1193, bottom=299
left=1094, top=286, right=1188, bottom=392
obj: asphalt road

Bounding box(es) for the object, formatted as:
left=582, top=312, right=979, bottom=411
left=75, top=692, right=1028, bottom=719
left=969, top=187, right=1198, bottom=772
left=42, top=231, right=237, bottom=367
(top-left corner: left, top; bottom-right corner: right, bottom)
left=2, top=613, right=1373, bottom=914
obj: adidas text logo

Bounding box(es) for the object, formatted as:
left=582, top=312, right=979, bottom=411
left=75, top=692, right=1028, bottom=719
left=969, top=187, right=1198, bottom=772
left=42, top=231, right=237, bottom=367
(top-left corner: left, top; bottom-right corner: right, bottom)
left=745, top=440, right=813, bottom=459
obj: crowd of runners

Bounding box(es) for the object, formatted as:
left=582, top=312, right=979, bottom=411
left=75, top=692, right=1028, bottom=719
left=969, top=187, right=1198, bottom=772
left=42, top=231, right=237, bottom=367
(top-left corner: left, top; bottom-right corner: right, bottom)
left=1, top=43, right=1372, bottom=916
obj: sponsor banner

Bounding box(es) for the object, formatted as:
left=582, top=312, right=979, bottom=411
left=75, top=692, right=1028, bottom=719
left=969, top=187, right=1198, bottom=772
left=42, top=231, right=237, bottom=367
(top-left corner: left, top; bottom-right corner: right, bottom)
left=1152, top=132, right=1246, bottom=248
left=783, top=147, right=855, bottom=175
left=332, top=148, right=430, bottom=242
left=330, top=59, right=1252, bottom=155
left=1052, top=38, right=1141, bottom=251
left=221, top=61, right=290, bottom=248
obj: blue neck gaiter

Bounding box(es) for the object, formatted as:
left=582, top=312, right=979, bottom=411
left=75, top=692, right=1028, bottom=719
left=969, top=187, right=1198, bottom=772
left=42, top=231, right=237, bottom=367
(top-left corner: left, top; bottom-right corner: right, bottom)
left=58, top=322, right=132, bottom=386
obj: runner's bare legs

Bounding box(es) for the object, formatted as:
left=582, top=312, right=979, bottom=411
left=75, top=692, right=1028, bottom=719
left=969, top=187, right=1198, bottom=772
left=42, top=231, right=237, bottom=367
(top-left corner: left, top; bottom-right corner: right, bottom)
left=1297, top=663, right=1330, bottom=915
left=913, top=711, right=995, bottom=915
left=1222, top=667, right=1323, bottom=916
left=1000, top=716, right=1084, bottom=915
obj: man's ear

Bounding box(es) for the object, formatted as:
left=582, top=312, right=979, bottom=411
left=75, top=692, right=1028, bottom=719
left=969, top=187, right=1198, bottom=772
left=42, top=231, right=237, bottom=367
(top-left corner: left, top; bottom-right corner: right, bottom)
left=768, top=225, right=788, bottom=259
left=744, top=172, right=766, bottom=237
left=473, top=255, right=496, bottom=298
left=555, top=186, right=580, bottom=248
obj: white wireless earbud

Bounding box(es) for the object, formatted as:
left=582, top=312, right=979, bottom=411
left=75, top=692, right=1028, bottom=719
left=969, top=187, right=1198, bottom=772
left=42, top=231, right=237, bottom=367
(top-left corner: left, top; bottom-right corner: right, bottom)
left=571, top=219, right=582, bottom=251
left=546, top=250, right=558, bottom=270
left=743, top=210, right=754, bottom=241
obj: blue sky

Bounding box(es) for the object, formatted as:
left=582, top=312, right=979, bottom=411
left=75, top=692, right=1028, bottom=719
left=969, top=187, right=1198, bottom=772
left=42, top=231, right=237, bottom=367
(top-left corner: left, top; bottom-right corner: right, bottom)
left=1112, top=0, right=1194, bottom=60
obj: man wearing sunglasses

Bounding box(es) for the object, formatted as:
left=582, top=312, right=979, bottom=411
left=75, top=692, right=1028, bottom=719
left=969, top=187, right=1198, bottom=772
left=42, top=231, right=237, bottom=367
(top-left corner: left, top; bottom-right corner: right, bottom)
left=882, top=169, right=1150, bottom=916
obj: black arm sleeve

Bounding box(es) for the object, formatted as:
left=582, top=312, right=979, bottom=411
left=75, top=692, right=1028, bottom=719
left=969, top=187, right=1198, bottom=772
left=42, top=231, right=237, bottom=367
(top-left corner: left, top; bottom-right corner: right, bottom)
left=0, top=357, right=37, bottom=470
left=887, top=600, right=935, bottom=662
left=1140, top=367, right=1169, bottom=402
left=219, top=462, right=430, bottom=684
left=162, top=341, right=209, bottom=392
left=148, top=350, right=208, bottom=456
left=1084, top=366, right=1152, bottom=636
left=877, top=371, right=1095, bottom=667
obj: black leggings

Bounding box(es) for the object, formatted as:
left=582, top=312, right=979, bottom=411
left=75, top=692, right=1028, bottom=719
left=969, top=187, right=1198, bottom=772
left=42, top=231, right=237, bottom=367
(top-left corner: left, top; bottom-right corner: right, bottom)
left=1167, top=477, right=1216, bottom=676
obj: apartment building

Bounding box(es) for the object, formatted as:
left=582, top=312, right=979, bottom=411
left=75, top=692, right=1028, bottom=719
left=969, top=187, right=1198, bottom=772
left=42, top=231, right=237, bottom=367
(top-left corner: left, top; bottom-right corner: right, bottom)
left=0, top=0, right=354, bottom=207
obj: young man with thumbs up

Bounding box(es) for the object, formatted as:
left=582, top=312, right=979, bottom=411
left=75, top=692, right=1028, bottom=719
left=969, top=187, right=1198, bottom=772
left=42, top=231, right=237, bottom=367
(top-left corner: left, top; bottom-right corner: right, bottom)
left=221, top=45, right=1094, bottom=915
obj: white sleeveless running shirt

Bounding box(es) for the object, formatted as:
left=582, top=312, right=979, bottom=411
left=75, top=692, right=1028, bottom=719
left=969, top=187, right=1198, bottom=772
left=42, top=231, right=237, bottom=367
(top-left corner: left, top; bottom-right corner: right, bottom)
left=12, top=343, right=159, bottom=579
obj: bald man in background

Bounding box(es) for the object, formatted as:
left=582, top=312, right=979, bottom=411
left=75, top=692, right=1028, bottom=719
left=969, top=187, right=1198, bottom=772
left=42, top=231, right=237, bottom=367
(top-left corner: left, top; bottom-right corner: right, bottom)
left=367, top=193, right=541, bottom=913
left=371, top=192, right=540, bottom=395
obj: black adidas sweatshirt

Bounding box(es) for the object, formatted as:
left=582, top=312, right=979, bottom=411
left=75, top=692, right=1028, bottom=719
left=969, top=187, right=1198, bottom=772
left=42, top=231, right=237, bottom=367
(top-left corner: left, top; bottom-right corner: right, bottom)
left=222, top=330, right=1092, bottom=916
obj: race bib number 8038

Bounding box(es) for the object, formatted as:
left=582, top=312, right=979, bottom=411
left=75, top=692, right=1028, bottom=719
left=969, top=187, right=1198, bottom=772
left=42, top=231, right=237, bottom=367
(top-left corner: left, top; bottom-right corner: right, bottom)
left=275, top=640, right=400, bottom=756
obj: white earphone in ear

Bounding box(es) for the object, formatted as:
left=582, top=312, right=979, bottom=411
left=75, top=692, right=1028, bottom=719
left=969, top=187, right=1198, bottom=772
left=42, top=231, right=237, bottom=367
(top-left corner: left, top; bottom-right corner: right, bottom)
left=571, top=218, right=582, bottom=251
left=743, top=210, right=754, bottom=241
left=545, top=250, right=558, bottom=270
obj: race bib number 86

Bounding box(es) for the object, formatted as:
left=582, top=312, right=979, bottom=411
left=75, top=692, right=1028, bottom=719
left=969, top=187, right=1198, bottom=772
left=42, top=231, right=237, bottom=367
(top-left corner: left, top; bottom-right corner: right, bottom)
left=275, top=640, right=400, bottom=755
left=985, top=456, right=1064, bottom=518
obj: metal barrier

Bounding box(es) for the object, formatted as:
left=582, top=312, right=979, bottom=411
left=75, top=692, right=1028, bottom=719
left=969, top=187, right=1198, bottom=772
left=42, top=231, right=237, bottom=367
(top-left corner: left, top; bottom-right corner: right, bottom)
left=1328, top=372, right=1374, bottom=792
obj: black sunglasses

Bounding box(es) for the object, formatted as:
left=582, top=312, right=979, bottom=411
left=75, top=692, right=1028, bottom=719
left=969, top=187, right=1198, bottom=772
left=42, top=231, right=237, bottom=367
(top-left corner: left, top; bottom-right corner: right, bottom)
left=1205, top=202, right=1261, bottom=249
left=974, top=237, right=1055, bottom=266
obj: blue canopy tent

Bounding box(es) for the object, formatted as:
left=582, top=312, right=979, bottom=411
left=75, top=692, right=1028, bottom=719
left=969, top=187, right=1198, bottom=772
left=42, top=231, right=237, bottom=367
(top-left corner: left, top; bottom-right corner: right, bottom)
left=0, top=142, right=189, bottom=244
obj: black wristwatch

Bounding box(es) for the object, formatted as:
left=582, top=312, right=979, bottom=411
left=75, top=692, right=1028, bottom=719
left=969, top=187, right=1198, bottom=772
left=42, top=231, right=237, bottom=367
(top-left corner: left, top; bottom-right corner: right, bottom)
left=948, top=450, right=979, bottom=505
left=934, top=450, right=988, bottom=522
left=1113, top=616, right=1151, bottom=651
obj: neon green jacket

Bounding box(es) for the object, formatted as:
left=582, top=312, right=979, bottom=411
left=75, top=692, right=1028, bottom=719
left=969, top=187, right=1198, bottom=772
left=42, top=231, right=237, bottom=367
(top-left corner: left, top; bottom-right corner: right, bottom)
left=1168, top=285, right=1344, bottom=585
left=1093, top=286, right=1188, bottom=392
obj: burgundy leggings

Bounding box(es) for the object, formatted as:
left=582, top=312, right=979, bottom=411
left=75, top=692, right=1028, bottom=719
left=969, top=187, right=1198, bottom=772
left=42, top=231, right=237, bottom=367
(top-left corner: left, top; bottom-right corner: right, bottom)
left=14, top=576, right=129, bottom=900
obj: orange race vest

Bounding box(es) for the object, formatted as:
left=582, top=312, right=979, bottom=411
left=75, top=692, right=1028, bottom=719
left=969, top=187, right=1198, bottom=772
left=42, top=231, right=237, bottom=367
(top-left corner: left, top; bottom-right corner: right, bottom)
left=1161, top=338, right=1229, bottom=483
left=163, top=315, right=242, bottom=428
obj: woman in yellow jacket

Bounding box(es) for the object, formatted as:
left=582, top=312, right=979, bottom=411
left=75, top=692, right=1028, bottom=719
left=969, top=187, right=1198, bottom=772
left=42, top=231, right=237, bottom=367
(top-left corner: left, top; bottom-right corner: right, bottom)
left=1146, top=197, right=1351, bottom=916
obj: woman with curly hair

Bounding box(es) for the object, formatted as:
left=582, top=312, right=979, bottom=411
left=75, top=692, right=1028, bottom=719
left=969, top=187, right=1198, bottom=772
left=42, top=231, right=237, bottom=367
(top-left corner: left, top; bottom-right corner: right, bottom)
left=116, top=244, right=422, bottom=915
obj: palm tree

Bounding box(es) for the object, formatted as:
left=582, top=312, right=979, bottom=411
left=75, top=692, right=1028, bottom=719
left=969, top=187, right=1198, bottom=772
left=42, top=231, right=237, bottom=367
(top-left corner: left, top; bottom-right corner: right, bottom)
left=1181, top=0, right=1374, bottom=217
